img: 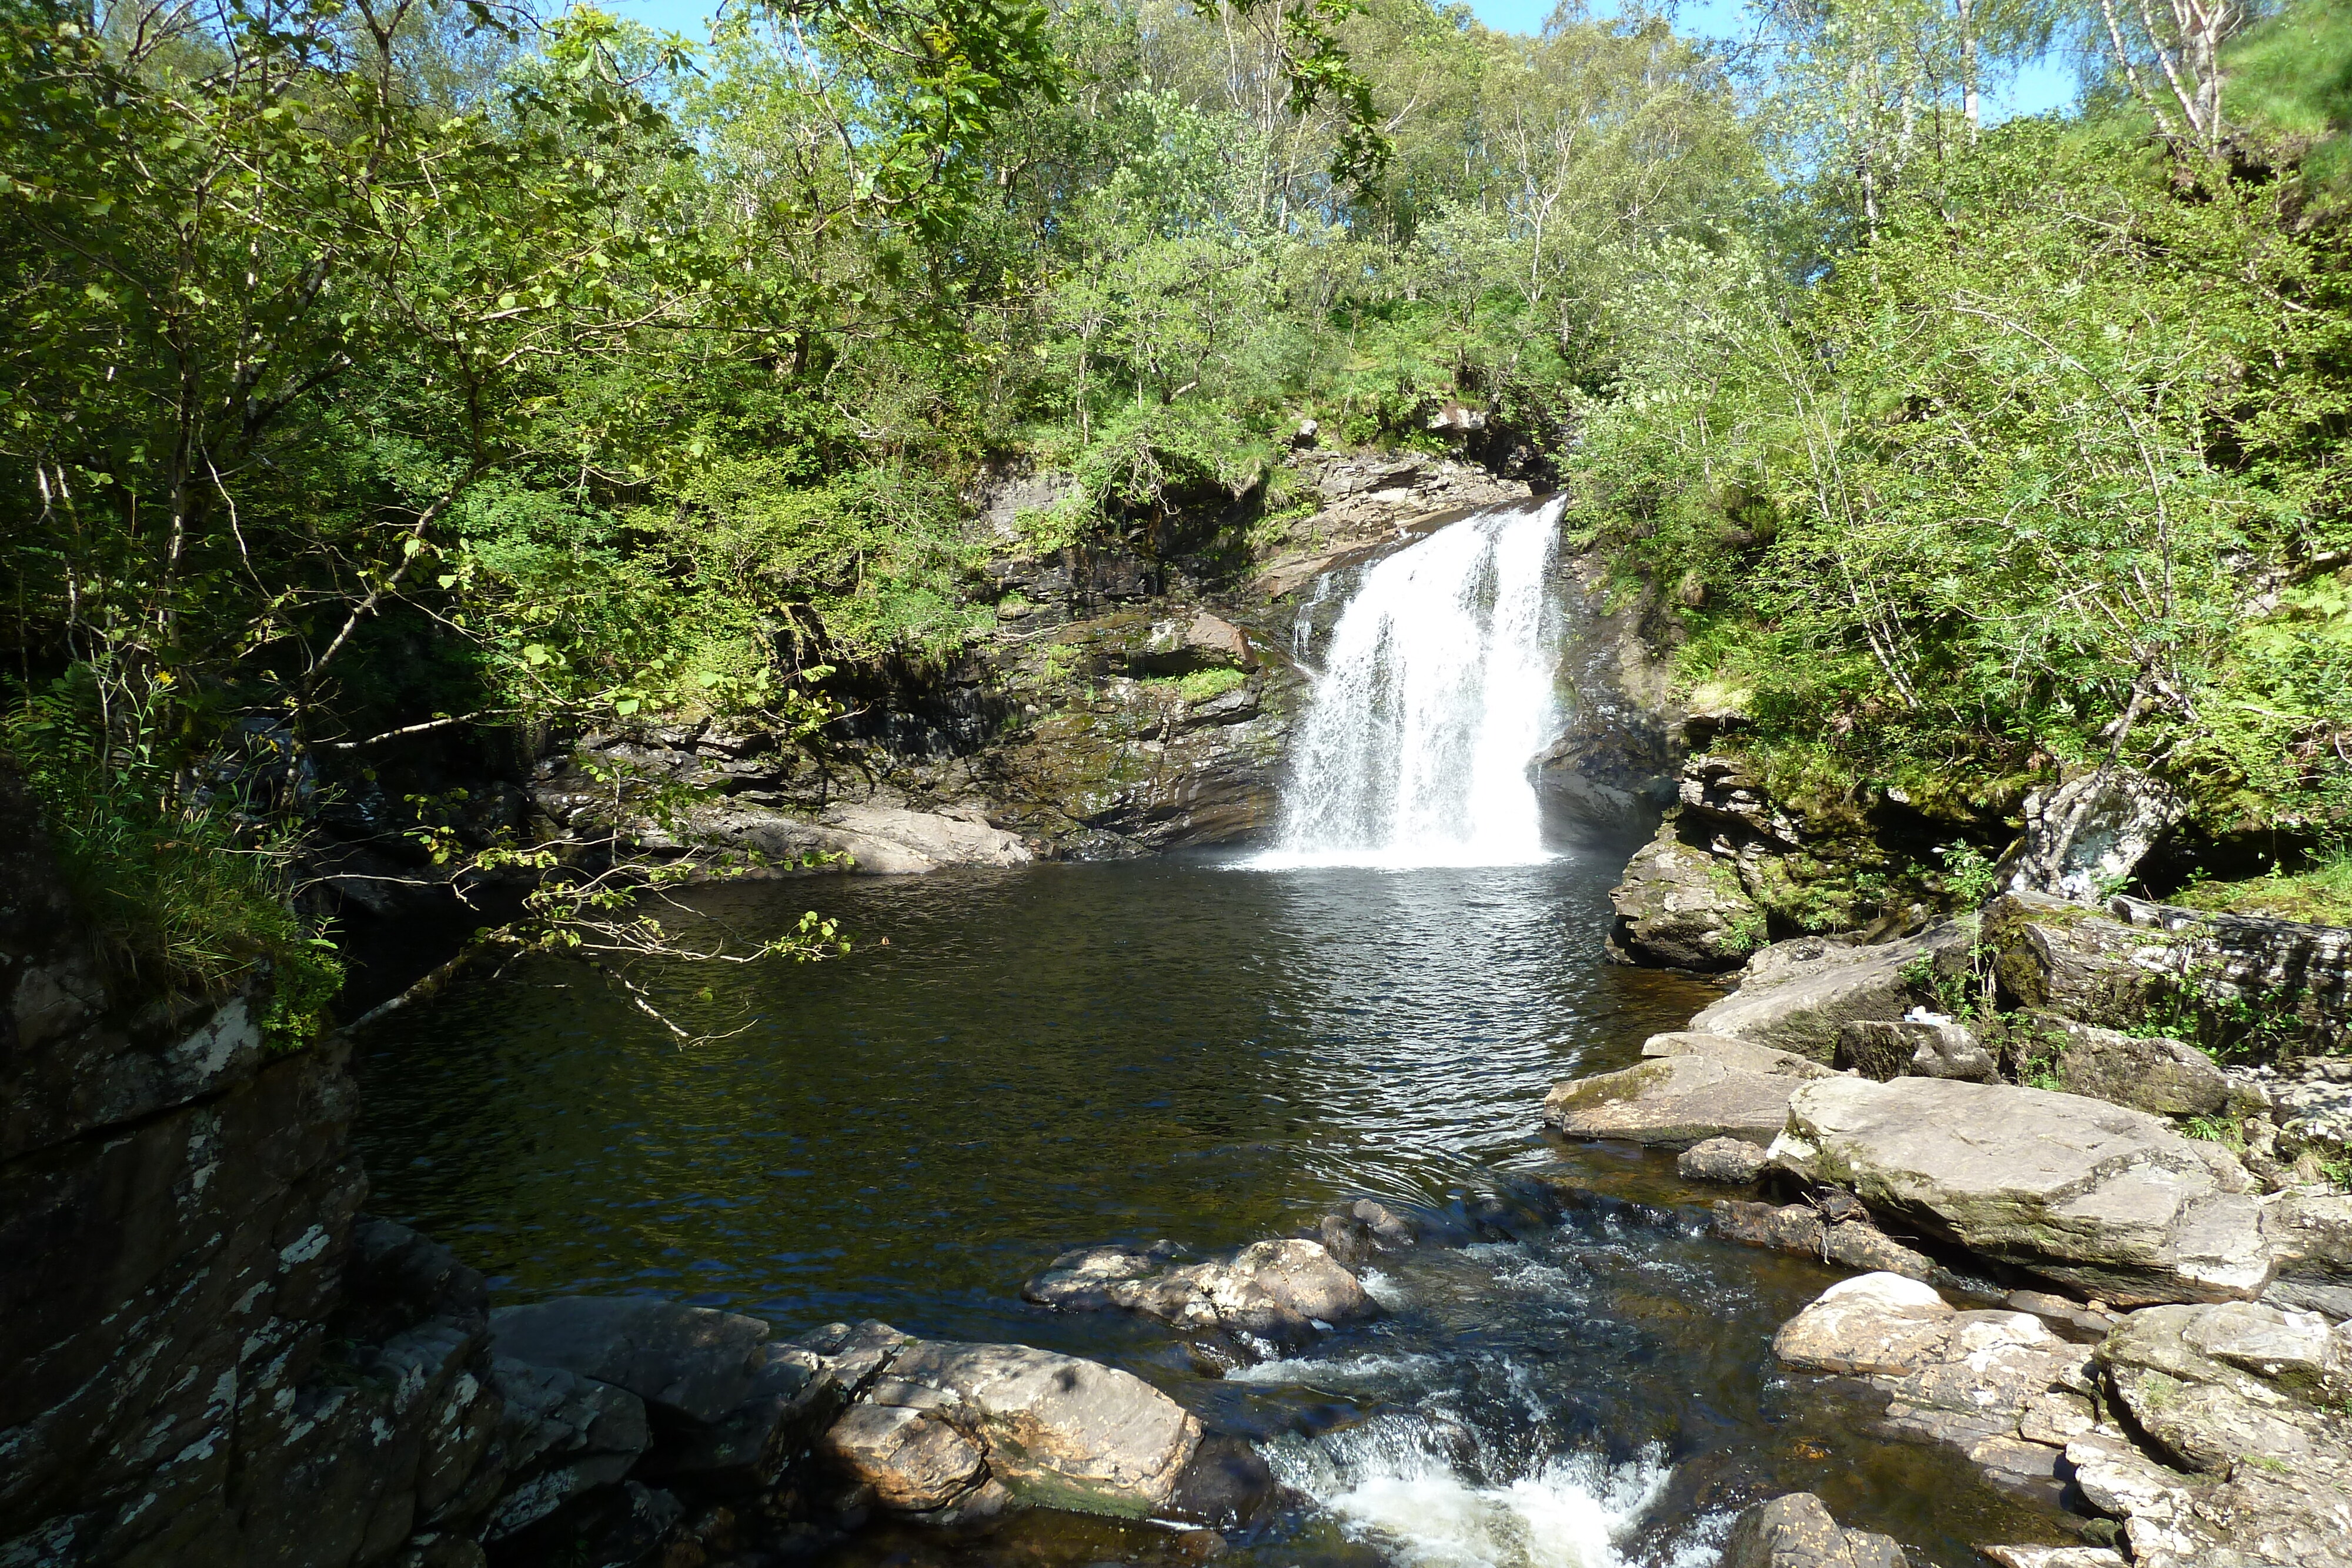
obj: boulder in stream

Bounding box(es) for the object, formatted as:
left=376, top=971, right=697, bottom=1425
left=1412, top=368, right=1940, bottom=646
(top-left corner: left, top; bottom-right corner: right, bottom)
left=797, top=1320, right=1234, bottom=1524
left=1722, top=1492, right=1908, bottom=1567
left=1679, top=1136, right=1771, bottom=1183
left=1543, top=1032, right=1834, bottom=1149
left=1768, top=1076, right=2273, bottom=1305
left=1021, top=1237, right=1375, bottom=1352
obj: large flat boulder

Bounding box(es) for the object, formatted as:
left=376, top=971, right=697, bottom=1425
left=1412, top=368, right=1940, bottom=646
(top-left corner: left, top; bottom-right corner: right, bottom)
left=1769, top=1078, right=2273, bottom=1305
left=1689, top=930, right=1963, bottom=1060
left=799, top=1321, right=1214, bottom=1522
left=1544, top=1035, right=1834, bottom=1150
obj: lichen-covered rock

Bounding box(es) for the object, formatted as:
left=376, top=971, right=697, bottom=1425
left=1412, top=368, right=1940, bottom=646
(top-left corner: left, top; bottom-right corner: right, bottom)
left=2068, top=1300, right=2352, bottom=1567
left=1997, top=766, right=2187, bottom=905
left=2005, top=1014, right=2233, bottom=1118
left=800, top=1322, right=1215, bottom=1523
left=1605, top=821, right=1765, bottom=971
left=1769, top=1077, right=2272, bottom=1305
left=1021, top=1238, right=1374, bottom=1352
left=1723, top=1492, right=1908, bottom=1567
left=2261, top=1189, right=2352, bottom=1319
left=1987, top=891, right=2352, bottom=1056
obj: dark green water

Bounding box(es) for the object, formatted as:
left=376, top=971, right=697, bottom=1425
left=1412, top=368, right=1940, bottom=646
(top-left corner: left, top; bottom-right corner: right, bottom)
left=356, top=855, right=2079, bottom=1568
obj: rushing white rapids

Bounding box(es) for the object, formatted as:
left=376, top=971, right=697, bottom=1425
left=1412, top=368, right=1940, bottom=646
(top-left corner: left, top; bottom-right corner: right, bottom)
left=1250, top=498, right=1566, bottom=869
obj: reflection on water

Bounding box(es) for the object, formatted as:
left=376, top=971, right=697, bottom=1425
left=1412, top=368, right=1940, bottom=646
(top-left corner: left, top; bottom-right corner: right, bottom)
left=355, top=854, right=2075, bottom=1567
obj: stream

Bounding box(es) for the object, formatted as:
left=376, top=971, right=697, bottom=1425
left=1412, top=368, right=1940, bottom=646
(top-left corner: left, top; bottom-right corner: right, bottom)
left=355, top=856, right=2072, bottom=1568
left=356, top=504, right=2077, bottom=1566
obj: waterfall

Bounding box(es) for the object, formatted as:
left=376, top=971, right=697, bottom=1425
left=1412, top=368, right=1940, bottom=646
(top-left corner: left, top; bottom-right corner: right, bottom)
left=1252, top=499, right=1565, bottom=869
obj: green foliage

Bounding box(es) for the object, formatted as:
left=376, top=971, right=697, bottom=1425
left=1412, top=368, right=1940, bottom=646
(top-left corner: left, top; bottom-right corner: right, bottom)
left=2169, top=852, right=2352, bottom=927
left=1145, top=665, right=1251, bottom=704
left=1568, top=110, right=2352, bottom=843
left=4, top=687, right=342, bottom=1033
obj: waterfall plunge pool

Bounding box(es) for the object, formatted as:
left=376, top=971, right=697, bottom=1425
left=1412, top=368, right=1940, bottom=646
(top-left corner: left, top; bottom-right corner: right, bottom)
left=355, top=855, right=2081, bottom=1568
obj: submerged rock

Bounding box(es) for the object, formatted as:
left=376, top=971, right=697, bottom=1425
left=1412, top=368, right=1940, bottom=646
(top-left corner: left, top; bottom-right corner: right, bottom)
left=1021, top=1238, right=1375, bottom=1352
left=1769, top=1076, right=2271, bottom=1306
left=1723, top=1492, right=1908, bottom=1567
left=797, top=1321, right=1225, bottom=1524
left=1317, top=1198, right=1419, bottom=1265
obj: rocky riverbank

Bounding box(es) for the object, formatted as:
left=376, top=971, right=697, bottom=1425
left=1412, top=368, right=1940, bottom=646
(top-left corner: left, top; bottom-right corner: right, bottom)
left=1548, top=761, right=2352, bottom=1565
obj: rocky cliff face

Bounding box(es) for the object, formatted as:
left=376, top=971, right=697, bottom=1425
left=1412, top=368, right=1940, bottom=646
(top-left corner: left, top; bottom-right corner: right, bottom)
left=521, top=448, right=1595, bottom=872
left=0, top=765, right=495, bottom=1567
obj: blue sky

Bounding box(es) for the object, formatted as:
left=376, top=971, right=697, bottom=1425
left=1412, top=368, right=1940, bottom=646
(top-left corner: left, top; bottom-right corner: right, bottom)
left=598, top=0, right=2079, bottom=122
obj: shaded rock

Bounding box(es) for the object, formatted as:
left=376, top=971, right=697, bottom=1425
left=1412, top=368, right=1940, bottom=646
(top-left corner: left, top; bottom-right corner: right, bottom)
left=1837, top=1019, right=1997, bottom=1083
left=1773, top=1273, right=2090, bottom=1499
left=1605, top=823, right=1763, bottom=971
left=1770, top=1076, right=2272, bottom=1305
left=2261, top=1189, right=2352, bottom=1319
left=1544, top=1044, right=1831, bottom=1150
left=641, top=1342, right=841, bottom=1492
left=1711, top=1201, right=1939, bottom=1281
left=2007, top=1014, right=2231, bottom=1118
left=1681, top=1136, right=1771, bottom=1183
left=802, top=1324, right=1208, bottom=1522
left=1999, top=766, right=2187, bottom=905
left=481, top=1360, right=650, bottom=1543
left=1723, top=1492, right=1908, bottom=1567
left=487, top=1298, right=771, bottom=1425
left=1021, top=1238, right=1374, bottom=1350
left=1690, top=929, right=1965, bottom=1060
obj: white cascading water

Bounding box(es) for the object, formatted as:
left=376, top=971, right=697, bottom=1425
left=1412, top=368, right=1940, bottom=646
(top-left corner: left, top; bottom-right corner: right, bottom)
left=1251, top=498, right=1566, bottom=869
